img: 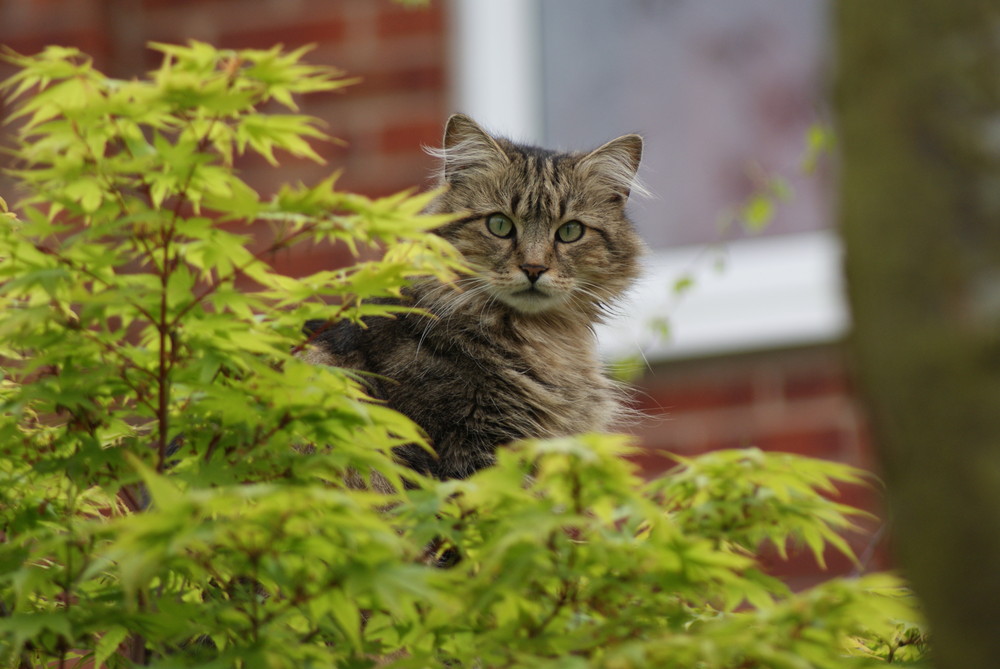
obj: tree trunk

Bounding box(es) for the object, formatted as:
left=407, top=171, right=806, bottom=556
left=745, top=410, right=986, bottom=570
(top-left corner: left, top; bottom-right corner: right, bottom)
left=836, top=3, right=1000, bottom=668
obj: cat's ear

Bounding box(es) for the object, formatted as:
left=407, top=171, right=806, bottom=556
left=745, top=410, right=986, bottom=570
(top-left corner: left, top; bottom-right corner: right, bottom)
left=578, top=134, right=647, bottom=203
left=437, top=114, right=510, bottom=182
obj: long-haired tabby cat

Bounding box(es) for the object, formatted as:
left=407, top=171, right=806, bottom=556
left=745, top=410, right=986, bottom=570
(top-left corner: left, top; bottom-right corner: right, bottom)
left=303, top=114, right=645, bottom=481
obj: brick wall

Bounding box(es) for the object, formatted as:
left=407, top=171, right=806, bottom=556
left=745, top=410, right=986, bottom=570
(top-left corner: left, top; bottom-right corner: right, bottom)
left=0, top=0, right=883, bottom=585
left=631, top=345, right=871, bottom=468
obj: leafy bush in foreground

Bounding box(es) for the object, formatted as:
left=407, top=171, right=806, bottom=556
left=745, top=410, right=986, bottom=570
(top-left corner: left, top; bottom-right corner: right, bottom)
left=0, top=43, right=925, bottom=667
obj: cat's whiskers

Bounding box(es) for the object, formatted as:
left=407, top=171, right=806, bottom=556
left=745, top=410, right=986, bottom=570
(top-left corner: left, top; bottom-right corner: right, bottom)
left=571, top=280, right=623, bottom=319
left=442, top=279, right=493, bottom=316
left=474, top=290, right=502, bottom=335
left=411, top=276, right=480, bottom=313
left=563, top=286, right=605, bottom=316
left=413, top=277, right=494, bottom=354
left=409, top=280, right=457, bottom=352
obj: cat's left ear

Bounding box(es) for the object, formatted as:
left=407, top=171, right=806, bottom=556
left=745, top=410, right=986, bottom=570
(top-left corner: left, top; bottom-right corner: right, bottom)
left=578, top=134, right=646, bottom=202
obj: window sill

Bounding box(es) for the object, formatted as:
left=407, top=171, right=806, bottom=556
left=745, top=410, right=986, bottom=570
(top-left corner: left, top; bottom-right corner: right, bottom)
left=597, top=230, right=849, bottom=361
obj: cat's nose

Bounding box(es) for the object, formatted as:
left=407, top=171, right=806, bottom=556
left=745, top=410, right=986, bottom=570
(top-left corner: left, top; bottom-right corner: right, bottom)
left=520, top=264, right=549, bottom=284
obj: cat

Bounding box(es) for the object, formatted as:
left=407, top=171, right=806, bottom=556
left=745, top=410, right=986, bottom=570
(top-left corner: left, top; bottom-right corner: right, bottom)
left=302, top=114, right=645, bottom=481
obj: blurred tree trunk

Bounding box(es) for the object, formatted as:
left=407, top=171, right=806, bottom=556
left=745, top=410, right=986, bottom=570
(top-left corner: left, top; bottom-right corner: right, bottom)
left=836, top=3, right=1000, bottom=667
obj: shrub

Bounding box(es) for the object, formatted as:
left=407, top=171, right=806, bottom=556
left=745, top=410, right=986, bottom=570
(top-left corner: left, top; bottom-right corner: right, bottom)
left=0, top=43, right=925, bottom=668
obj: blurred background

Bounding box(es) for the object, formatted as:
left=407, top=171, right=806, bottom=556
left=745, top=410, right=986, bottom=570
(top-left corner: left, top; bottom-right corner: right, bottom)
left=0, top=0, right=879, bottom=585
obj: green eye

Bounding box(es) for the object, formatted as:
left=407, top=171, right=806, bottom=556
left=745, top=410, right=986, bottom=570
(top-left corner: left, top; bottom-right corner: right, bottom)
left=486, top=213, right=515, bottom=238
left=556, top=220, right=584, bottom=243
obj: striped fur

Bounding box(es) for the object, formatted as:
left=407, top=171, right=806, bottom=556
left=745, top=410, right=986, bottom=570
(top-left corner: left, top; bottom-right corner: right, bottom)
left=305, top=114, right=645, bottom=480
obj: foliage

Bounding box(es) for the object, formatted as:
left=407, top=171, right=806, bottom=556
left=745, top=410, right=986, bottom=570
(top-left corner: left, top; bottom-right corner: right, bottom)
left=0, top=43, right=927, bottom=667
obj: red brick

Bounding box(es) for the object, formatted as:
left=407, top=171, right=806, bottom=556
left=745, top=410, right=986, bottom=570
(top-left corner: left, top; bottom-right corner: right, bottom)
left=376, top=2, right=444, bottom=39
left=143, top=0, right=205, bottom=7
left=219, top=18, right=348, bottom=50
left=379, top=120, right=441, bottom=153
left=356, top=65, right=444, bottom=94
left=638, top=380, right=755, bottom=413
left=783, top=370, right=851, bottom=400
left=754, top=428, right=846, bottom=458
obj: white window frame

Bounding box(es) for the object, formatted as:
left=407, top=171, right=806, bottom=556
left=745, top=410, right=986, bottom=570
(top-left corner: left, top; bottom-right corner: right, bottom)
left=448, top=1, right=848, bottom=361
left=449, top=0, right=544, bottom=144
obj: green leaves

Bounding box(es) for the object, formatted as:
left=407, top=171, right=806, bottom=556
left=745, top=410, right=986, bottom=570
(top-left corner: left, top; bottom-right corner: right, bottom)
left=236, top=114, right=329, bottom=165
left=803, top=122, right=835, bottom=174
left=649, top=447, right=872, bottom=568
left=740, top=176, right=791, bottom=233
left=0, top=42, right=926, bottom=668
left=383, top=439, right=926, bottom=668
left=93, top=625, right=129, bottom=668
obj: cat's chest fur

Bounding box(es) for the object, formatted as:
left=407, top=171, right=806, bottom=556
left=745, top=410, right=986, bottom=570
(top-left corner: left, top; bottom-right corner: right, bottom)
left=303, top=309, right=619, bottom=480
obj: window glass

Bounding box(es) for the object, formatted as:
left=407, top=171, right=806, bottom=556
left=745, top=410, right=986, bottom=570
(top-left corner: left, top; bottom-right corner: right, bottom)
left=540, top=0, right=830, bottom=248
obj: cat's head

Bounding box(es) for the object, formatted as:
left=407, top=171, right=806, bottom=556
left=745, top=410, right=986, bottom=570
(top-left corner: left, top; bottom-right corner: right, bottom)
left=426, top=114, right=646, bottom=322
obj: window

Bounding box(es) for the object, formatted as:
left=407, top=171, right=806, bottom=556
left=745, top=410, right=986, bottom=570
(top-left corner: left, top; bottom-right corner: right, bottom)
left=450, top=0, right=847, bottom=360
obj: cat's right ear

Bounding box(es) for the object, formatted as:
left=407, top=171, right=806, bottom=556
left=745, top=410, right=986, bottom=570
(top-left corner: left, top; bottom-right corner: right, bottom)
left=437, top=114, right=510, bottom=182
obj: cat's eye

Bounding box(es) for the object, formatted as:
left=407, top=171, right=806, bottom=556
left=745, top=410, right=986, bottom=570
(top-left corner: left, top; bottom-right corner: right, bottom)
left=486, top=213, right=515, bottom=239
left=556, top=220, right=584, bottom=243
